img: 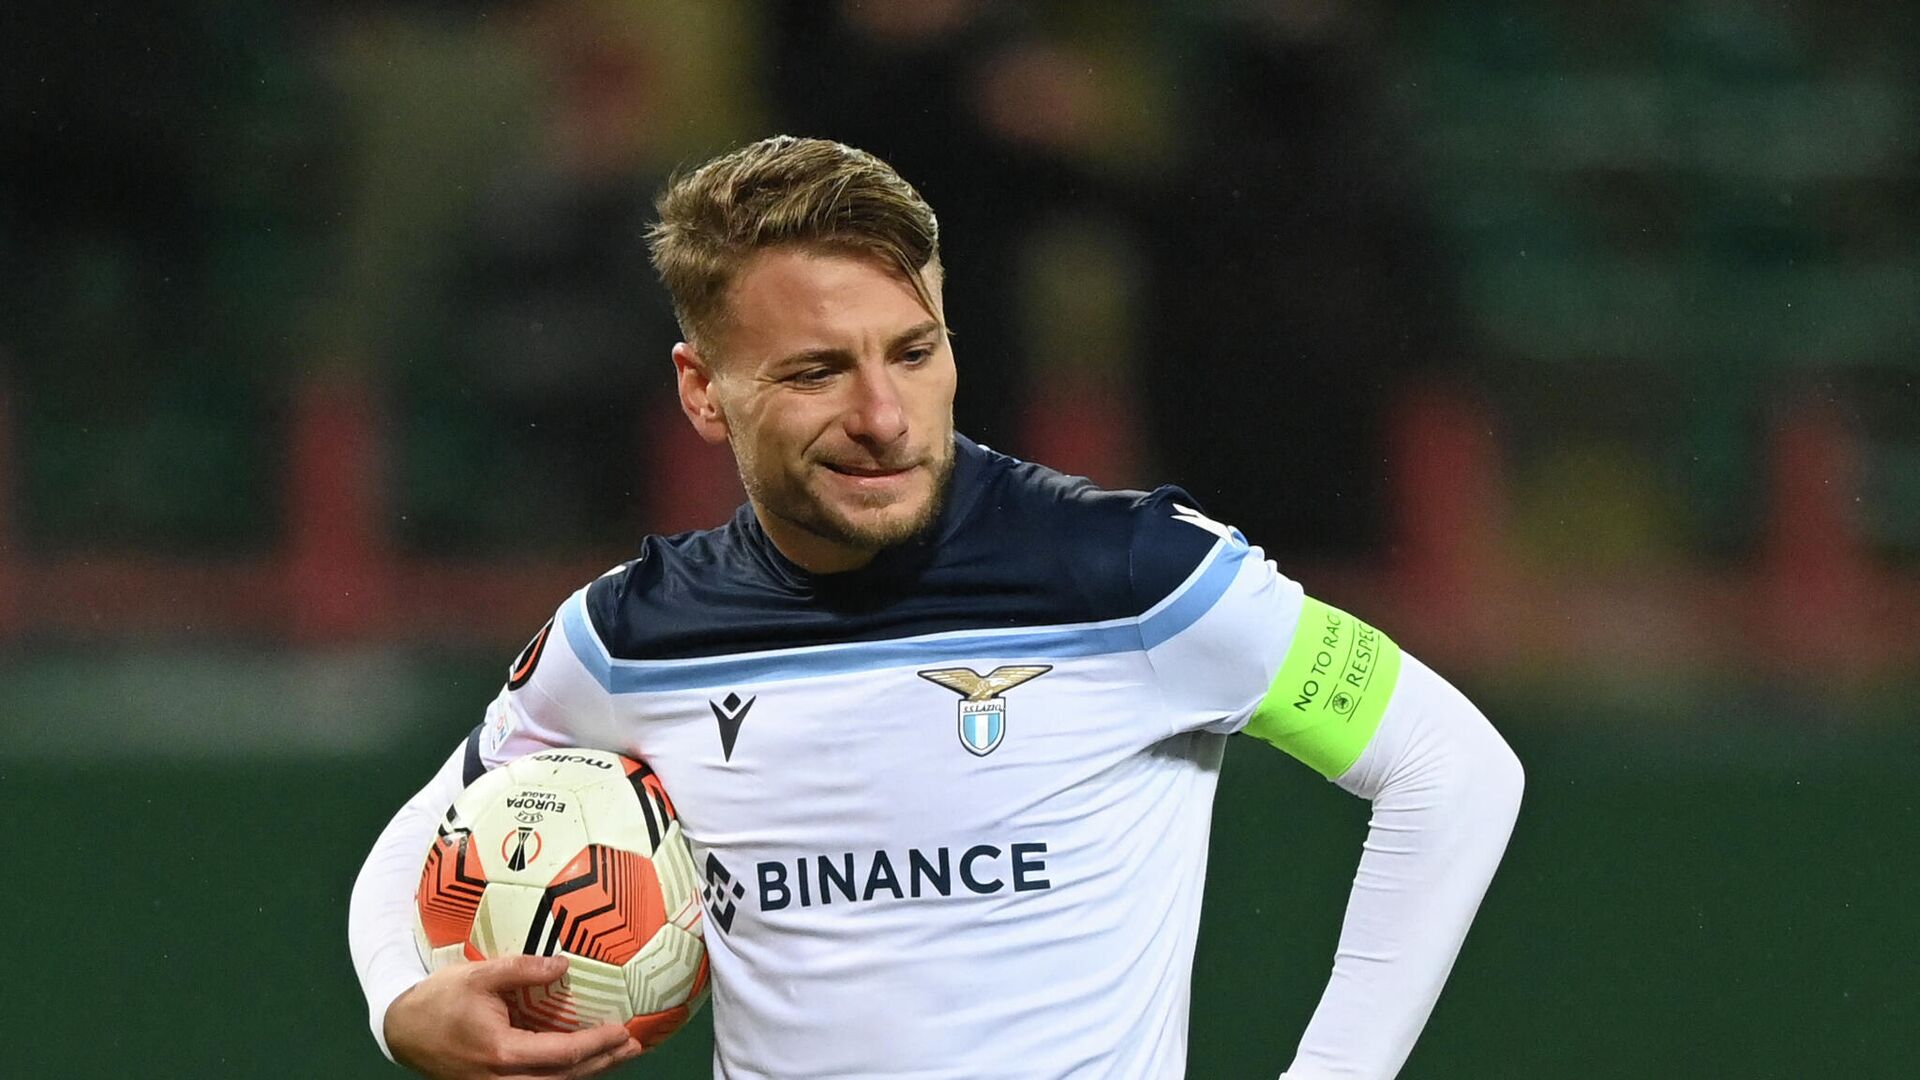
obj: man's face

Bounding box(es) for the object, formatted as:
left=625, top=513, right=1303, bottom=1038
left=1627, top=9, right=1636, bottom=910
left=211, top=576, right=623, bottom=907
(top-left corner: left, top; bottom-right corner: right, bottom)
left=674, top=248, right=957, bottom=573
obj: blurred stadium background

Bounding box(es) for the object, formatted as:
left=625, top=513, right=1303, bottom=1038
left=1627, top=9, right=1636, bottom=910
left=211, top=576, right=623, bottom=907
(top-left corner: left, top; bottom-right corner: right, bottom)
left=2, top=1, right=1915, bottom=1076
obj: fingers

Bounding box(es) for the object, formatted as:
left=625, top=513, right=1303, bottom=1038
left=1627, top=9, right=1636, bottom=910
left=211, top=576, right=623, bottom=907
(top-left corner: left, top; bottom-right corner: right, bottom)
left=388, top=958, right=646, bottom=1080
left=561, top=1037, right=646, bottom=1079
left=497, top=1023, right=634, bottom=1074
left=469, top=953, right=571, bottom=992
left=526, top=1033, right=645, bottom=1079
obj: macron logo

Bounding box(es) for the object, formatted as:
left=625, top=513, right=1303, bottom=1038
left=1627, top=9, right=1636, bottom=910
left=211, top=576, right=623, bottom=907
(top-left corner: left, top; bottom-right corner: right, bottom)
left=711, top=692, right=756, bottom=762
left=1172, top=504, right=1235, bottom=541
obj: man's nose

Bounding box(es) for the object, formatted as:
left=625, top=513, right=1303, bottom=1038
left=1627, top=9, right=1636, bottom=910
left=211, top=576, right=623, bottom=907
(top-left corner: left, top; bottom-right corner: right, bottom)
left=843, top=363, right=907, bottom=445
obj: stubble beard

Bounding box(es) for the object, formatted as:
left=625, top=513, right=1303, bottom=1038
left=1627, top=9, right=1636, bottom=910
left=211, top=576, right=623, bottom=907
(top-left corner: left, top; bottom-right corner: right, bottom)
left=735, top=435, right=956, bottom=556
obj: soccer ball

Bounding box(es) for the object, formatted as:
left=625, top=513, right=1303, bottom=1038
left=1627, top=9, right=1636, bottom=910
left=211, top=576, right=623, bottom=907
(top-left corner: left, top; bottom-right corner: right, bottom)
left=414, top=747, right=709, bottom=1048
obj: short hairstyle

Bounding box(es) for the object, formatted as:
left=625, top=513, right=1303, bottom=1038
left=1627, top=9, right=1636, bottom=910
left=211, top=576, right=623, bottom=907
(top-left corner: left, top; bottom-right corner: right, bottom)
left=646, top=136, right=943, bottom=353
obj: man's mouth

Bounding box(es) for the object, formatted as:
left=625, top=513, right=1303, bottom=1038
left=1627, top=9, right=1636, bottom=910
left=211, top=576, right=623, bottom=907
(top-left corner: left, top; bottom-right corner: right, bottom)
left=823, top=461, right=915, bottom=478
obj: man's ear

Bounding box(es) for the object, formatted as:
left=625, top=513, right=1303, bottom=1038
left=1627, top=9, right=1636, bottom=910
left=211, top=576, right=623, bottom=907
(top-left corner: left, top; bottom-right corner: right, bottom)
left=672, top=341, right=730, bottom=445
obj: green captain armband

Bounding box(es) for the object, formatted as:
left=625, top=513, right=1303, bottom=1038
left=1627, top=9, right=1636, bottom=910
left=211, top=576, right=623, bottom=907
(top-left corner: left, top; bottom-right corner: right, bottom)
left=1243, top=596, right=1402, bottom=779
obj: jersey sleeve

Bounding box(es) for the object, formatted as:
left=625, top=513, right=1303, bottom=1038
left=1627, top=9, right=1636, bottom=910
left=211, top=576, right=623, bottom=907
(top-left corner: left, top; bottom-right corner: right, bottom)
left=1130, top=492, right=1305, bottom=739
left=1131, top=493, right=1404, bottom=780
left=463, top=586, right=621, bottom=781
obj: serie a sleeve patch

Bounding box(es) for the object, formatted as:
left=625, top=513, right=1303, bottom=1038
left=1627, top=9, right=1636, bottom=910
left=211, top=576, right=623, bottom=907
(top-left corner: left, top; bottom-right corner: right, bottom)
left=1243, top=596, right=1402, bottom=779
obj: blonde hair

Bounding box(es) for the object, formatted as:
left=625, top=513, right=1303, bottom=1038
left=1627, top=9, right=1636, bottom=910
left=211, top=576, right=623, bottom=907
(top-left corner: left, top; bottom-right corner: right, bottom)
left=647, top=136, right=943, bottom=352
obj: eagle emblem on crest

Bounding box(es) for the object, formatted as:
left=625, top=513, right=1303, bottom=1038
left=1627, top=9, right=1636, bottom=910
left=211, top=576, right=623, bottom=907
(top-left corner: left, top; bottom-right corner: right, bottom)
left=918, top=665, right=1053, bottom=756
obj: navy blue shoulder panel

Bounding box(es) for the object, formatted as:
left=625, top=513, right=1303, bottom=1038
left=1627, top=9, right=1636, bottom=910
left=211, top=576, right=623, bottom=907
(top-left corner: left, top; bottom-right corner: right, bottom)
left=1126, top=485, right=1225, bottom=611
left=583, top=438, right=1222, bottom=661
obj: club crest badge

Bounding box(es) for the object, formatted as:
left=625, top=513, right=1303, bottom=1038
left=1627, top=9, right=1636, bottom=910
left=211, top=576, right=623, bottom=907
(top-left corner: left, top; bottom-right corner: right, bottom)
left=917, top=665, right=1053, bottom=756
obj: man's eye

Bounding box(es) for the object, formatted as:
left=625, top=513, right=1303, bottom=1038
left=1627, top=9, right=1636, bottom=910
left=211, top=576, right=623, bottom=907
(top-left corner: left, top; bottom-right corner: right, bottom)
left=902, top=346, right=935, bottom=365
left=788, top=368, right=834, bottom=386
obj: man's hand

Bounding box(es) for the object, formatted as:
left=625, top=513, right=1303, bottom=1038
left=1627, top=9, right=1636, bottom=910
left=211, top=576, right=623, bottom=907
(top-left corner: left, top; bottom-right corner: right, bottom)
left=385, top=955, right=645, bottom=1079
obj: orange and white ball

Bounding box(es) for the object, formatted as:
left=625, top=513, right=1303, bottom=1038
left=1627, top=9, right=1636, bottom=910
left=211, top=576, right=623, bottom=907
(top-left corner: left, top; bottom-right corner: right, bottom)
left=414, top=747, right=709, bottom=1049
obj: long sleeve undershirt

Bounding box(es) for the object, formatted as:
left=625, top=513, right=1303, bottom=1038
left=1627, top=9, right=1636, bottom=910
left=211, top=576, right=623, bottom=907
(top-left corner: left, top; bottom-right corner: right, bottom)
left=1278, top=653, right=1524, bottom=1079
left=348, top=744, right=463, bottom=1060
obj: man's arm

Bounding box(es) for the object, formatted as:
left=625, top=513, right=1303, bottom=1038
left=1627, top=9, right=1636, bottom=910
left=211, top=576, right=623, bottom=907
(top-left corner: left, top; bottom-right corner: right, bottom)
left=347, top=589, right=644, bottom=1078
left=1129, top=498, right=1522, bottom=1076
left=347, top=742, right=465, bottom=1056
left=1276, top=652, right=1523, bottom=1080
left=346, top=740, right=642, bottom=1079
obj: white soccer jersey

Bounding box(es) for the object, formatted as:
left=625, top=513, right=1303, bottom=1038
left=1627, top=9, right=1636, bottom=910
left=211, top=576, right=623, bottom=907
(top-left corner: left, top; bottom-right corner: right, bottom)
left=464, top=439, right=1304, bottom=1078
left=352, top=435, right=1522, bottom=1080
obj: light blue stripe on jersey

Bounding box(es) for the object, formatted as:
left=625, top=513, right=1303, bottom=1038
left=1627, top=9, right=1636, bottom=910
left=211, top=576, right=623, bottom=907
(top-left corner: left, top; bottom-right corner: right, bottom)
left=1138, top=527, right=1248, bottom=651
left=559, top=536, right=1248, bottom=694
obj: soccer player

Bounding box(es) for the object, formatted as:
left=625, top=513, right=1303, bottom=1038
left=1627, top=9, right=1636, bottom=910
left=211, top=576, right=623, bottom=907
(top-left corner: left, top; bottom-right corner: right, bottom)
left=349, top=136, right=1524, bottom=1080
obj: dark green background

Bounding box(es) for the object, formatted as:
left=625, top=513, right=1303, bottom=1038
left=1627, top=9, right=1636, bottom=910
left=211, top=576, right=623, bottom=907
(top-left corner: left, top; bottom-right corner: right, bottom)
left=5, top=658, right=1911, bottom=1078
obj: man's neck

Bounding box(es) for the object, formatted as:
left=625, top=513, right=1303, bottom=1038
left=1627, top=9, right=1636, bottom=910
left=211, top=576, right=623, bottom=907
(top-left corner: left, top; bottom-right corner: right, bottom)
left=751, top=506, right=882, bottom=575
